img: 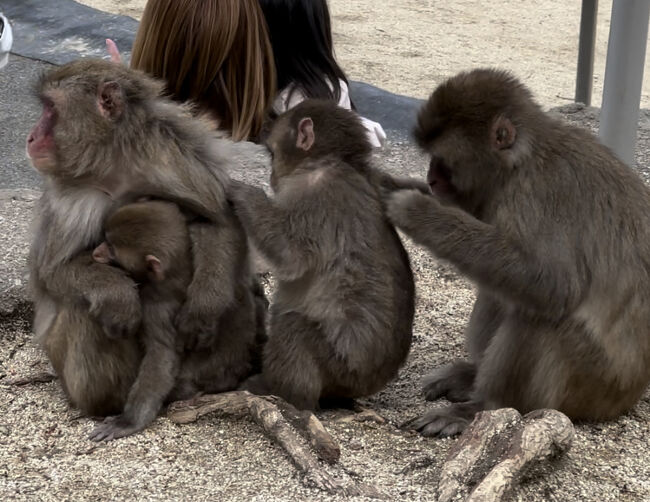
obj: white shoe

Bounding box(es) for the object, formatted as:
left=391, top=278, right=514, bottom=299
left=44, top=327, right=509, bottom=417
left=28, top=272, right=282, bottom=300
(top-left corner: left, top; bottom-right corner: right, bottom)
left=0, top=13, right=13, bottom=69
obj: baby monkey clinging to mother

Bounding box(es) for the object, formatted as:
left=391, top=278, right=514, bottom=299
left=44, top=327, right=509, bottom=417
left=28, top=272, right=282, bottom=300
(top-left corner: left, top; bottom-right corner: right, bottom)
left=230, top=100, right=426, bottom=410
left=89, top=200, right=261, bottom=441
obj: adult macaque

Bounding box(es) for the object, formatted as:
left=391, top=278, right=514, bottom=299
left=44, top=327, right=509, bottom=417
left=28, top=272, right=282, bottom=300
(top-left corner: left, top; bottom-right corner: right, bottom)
left=388, top=69, right=650, bottom=436
left=231, top=100, right=416, bottom=410
left=27, top=60, right=263, bottom=417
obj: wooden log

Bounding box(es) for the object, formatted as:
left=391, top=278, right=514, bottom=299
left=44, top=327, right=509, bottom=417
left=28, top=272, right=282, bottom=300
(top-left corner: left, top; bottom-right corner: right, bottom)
left=167, top=391, right=383, bottom=498
left=438, top=408, right=574, bottom=502
left=7, top=371, right=57, bottom=386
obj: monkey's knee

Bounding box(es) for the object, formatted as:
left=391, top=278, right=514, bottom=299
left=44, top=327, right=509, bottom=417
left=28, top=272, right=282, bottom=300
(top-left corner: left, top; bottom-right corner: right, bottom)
left=262, top=356, right=323, bottom=410
left=64, top=341, right=139, bottom=416
left=65, top=371, right=127, bottom=417
left=263, top=340, right=323, bottom=409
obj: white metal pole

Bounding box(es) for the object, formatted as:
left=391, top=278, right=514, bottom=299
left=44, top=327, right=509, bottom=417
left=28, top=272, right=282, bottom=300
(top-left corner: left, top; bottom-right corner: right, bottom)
left=575, top=0, right=599, bottom=106
left=599, top=0, right=650, bottom=166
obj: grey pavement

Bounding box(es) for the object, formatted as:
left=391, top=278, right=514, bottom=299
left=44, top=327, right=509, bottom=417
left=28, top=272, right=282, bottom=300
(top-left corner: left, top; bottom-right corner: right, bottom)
left=0, top=2, right=649, bottom=501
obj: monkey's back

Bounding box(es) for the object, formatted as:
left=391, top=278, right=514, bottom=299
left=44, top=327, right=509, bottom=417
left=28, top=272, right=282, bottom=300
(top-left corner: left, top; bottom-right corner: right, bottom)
left=276, top=164, right=414, bottom=376
left=494, top=118, right=650, bottom=411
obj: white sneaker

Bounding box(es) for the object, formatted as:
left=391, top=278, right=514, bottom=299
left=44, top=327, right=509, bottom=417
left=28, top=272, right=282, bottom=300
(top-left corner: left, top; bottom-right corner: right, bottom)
left=0, top=13, right=13, bottom=69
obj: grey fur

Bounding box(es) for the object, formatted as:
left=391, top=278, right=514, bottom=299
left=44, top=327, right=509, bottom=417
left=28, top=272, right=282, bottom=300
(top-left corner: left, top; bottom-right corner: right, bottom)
left=388, top=69, right=650, bottom=436
left=28, top=60, right=264, bottom=418
left=90, top=201, right=192, bottom=440
left=232, top=99, right=415, bottom=410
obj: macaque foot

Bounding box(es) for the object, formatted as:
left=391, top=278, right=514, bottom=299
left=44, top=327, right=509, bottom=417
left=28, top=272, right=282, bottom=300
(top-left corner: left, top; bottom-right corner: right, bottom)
left=88, top=415, right=143, bottom=442
left=406, top=402, right=481, bottom=438
left=423, top=360, right=476, bottom=402
left=238, top=374, right=271, bottom=396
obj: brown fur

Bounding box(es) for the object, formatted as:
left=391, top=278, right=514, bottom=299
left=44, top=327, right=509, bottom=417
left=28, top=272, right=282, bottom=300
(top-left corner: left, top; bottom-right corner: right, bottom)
left=89, top=201, right=190, bottom=440
left=233, top=100, right=417, bottom=410
left=388, top=68, right=650, bottom=436
left=27, top=60, right=264, bottom=419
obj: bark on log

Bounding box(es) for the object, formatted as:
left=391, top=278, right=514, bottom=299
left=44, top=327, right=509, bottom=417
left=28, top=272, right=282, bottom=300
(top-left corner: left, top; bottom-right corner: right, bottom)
left=167, top=391, right=383, bottom=498
left=7, top=371, right=57, bottom=386
left=438, top=408, right=574, bottom=502
left=268, top=395, right=341, bottom=464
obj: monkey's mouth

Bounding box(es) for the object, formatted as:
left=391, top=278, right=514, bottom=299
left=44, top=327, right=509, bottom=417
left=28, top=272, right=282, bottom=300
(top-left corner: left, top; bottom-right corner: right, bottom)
left=427, top=164, right=454, bottom=196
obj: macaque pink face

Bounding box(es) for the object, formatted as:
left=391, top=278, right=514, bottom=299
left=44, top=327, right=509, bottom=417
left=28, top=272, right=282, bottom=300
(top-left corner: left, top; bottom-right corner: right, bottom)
left=26, top=98, right=58, bottom=173
left=92, top=241, right=114, bottom=264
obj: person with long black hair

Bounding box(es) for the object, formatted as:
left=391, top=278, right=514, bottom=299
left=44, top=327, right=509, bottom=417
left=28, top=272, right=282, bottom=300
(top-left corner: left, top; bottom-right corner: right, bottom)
left=259, top=0, right=386, bottom=147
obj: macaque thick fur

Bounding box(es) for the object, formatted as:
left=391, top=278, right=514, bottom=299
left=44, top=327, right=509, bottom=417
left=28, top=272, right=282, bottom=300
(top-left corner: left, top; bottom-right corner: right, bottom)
left=27, top=59, right=264, bottom=421
left=231, top=100, right=417, bottom=410
left=388, top=68, right=650, bottom=436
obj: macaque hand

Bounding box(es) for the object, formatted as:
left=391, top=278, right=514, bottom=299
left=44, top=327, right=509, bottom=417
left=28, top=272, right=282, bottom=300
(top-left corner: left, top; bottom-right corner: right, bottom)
left=87, top=276, right=142, bottom=338
left=175, top=301, right=221, bottom=351
left=89, top=415, right=141, bottom=442
left=386, top=189, right=438, bottom=233
left=227, top=179, right=265, bottom=206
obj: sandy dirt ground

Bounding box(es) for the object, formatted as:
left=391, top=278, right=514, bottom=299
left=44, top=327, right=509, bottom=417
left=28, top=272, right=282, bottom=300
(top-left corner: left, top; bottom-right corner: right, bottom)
left=3, top=2, right=650, bottom=500
left=1, top=98, right=649, bottom=500
left=78, top=0, right=650, bottom=108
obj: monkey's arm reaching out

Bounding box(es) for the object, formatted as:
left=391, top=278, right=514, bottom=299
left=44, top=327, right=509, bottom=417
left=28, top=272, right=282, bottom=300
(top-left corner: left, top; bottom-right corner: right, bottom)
left=229, top=181, right=313, bottom=278
left=387, top=190, right=580, bottom=316
left=371, top=170, right=432, bottom=196
left=175, top=218, right=243, bottom=349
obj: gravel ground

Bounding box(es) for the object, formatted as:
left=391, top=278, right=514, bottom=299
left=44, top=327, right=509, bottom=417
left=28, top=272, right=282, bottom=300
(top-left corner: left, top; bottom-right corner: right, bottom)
left=1, top=106, right=649, bottom=501
left=2, top=1, right=650, bottom=498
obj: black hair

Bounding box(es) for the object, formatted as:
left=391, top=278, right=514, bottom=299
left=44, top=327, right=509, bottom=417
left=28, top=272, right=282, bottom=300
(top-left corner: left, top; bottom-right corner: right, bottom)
left=259, top=0, right=351, bottom=106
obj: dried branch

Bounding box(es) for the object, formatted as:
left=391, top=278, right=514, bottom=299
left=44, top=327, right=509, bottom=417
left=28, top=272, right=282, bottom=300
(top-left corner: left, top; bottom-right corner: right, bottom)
left=7, top=371, right=57, bottom=386
left=438, top=408, right=574, bottom=502
left=167, top=391, right=383, bottom=498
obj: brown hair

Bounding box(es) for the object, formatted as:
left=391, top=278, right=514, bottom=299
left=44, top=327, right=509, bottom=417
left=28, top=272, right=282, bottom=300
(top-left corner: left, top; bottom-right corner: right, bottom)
left=131, top=0, right=276, bottom=141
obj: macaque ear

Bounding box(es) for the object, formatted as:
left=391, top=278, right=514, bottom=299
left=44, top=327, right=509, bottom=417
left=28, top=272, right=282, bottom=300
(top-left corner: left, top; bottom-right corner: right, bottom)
left=296, top=117, right=315, bottom=151
left=145, top=254, right=164, bottom=281
left=92, top=242, right=112, bottom=264
left=491, top=116, right=516, bottom=150
left=97, top=81, right=124, bottom=120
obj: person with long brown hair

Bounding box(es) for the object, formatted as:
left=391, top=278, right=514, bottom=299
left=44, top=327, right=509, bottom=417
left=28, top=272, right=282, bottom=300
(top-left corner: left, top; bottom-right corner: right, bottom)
left=111, top=0, right=276, bottom=141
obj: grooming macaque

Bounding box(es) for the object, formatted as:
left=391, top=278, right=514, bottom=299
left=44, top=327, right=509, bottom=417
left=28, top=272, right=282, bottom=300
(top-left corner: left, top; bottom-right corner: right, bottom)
left=27, top=60, right=263, bottom=419
left=231, top=99, right=416, bottom=410
left=387, top=69, right=650, bottom=436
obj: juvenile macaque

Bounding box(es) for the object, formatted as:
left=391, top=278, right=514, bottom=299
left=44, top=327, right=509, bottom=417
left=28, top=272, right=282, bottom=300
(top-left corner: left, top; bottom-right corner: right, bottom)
left=231, top=99, right=416, bottom=410
left=388, top=69, right=650, bottom=436
left=27, top=60, right=263, bottom=418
